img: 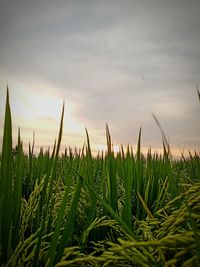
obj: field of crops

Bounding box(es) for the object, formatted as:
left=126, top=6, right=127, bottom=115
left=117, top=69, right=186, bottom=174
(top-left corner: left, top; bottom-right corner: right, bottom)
left=0, top=89, right=200, bottom=266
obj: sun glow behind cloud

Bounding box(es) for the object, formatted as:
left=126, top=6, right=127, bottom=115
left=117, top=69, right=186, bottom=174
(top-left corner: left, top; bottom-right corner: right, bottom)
left=0, top=82, right=87, bottom=152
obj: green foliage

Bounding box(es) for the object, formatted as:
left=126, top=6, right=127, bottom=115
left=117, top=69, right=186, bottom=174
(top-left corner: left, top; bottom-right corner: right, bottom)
left=0, top=88, right=200, bottom=266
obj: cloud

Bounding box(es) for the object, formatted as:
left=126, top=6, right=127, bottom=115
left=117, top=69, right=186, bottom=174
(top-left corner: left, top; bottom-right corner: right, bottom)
left=0, top=0, right=200, bottom=154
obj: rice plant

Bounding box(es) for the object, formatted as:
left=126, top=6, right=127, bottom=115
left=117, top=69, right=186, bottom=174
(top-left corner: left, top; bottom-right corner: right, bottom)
left=0, top=88, right=199, bottom=266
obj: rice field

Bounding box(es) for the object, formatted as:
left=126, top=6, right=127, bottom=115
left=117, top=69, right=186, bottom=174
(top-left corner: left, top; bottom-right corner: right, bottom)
left=0, top=89, right=200, bottom=266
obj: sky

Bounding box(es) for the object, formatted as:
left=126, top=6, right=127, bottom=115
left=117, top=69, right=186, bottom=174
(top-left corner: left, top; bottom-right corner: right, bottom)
left=0, top=0, right=200, bottom=156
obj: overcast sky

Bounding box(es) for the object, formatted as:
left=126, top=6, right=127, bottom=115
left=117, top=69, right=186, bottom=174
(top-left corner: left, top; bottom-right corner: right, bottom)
left=0, top=0, right=200, bottom=156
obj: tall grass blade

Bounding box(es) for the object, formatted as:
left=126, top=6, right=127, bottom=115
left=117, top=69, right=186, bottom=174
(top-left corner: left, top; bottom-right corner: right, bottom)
left=46, top=174, right=73, bottom=267
left=33, top=102, right=65, bottom=267
left=0, top=88, right=13, bottom=264
left=12, top=128, right=23, bottom=248
left=122, top=151, right=134, bottom=228
left=106, top=124, right=117, bottom=212
left=136, top=190, right=154, bottom=219
left=82, top=128, right=98, bottom=241
left=152, top=113, right=171, bottom=157
left=54, top=176, right=83, bottom=264
left=135, top=127, right=143, bottom=217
